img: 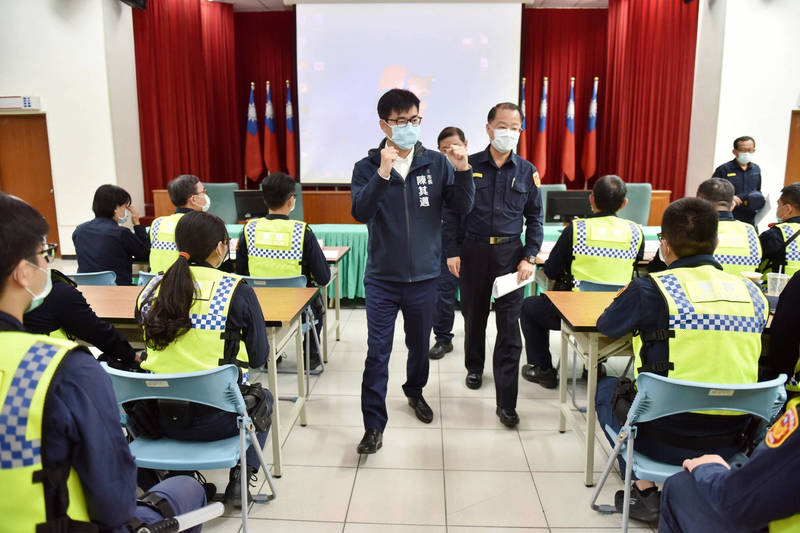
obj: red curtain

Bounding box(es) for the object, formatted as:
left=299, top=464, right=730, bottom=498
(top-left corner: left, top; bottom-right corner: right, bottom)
left=234, top=11, right=296, bottom=184
left=521, top=9, right=608, bottom=189
left=600, top=0, right=699, bottom=195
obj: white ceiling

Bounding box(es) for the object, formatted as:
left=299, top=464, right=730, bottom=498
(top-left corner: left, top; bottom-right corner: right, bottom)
left=213, top=0, right=608, bottom=13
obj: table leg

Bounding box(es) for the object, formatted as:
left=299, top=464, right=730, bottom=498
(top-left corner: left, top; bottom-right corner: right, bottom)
left=584, top=334, right=599, bottom=487
left=296, top=322, right=307, bottom=426
left=267, top=327, right=282, bottom=478
left=559, top=325, right=569, bottom=433
left=334, top=264, right=341, bottom=341
left=322, top=288, right=329, bottom=364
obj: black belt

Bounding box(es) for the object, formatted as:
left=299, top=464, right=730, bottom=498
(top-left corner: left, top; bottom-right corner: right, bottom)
left=466, top=233, right=518, bottom=245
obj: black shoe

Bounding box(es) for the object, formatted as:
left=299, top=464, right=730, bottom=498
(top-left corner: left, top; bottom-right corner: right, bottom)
left=308, top=354, right=322, bottom=371
left=429, top=341, right=453, bottom=360
left=465, top=372, right=482, bottom=389
left=614, top=485, right=660, bottom=523
left=580, top=363, right=607, bottom=380
left=357, top=428, right=383, bottom=454
left=408, top=395, right=434, bottom=423
left=496, top=407, right=520, bottom=428
left=521, top=365, right=558, bottom=389
left=224, top=465, right=257, bottom=508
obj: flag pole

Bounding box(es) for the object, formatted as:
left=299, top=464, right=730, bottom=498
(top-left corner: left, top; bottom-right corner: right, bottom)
left=245, top=81, right=255, bottom=190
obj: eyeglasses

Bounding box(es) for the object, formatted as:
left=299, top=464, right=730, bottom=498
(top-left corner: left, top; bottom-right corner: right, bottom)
left=38, top=243, right=59, bottom=264
left=384, top=116, right=423, bottom=127
left=657, top=233, right=663, bottom=242
left=196, top=188, right=208, bottom=196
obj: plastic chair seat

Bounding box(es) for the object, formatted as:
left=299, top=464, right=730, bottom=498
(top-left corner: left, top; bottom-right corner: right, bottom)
left=130, top=435, right=253, bottom=470
left=65, top=271, right=117, bottom=286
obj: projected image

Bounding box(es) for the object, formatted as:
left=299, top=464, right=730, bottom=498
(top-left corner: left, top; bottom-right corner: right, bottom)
left=297, top=3, right=521, bottom=184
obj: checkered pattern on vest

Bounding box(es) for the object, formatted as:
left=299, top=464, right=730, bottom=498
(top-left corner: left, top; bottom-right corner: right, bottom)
left=246, top=220, right=304, bottom=260
left=573, top=219, right=642, bottom=260
left=715, top=225, right=760, bottom=266
left=150, top=217, right=178, bottom=251
left=783, top=225, right=800, bottom=262
left=140, top=274, right=237, bottom=331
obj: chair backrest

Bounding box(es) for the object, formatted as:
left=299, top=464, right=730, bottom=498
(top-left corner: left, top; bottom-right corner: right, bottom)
left=242, top=274, right=306, bottom=288
left=102, top=363, right=246, bottom=415
left=630, top=372, right=787, bottom=425
left=617, top=182, right=652, bottom=226
left=540, top=184, right=567, bottom=225
left=577, top=280, right=625, bottom=292
left=137, top=271, right=156, bottom=286
left=66, top=271, right=117, bottom=286
left=290, top=181, right=304, bottom=221
left=205, top=182, right=240, bottom=224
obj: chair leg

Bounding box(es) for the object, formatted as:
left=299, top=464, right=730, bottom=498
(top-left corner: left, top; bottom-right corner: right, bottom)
left=621, top=435, right=635, bottom=533
left=590, top=430, right=626, bottom=514
left=249, top=427, right=277, bottom=501
left=308, top=309, right=325, bottom=375
left=240, top=427, right=249, bottom=533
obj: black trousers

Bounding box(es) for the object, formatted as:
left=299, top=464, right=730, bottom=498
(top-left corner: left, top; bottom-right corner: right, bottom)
left=459, top=237, right=523, bottom=409
left=520, top=295, right=562, bottom=370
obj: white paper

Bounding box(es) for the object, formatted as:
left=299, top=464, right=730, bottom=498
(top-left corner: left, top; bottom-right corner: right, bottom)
left=492, top=271, right=535, bottom=299
left=323, top=249, right=339, bottom=260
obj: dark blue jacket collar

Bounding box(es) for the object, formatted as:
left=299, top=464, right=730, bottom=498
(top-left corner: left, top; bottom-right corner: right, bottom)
left=668, top=254, right=723, bottom=270
left=589, top=212, right=617, bottom=218
left=367, top=140, right=434, bottom=169
left=474, top=145, right=520, bottom=169
left=175, top=207, right=193, bottom=214
left=781, top=216, right=800, bottom=224
left=0, top=310, right=24, bottom=331
left=718, top=210, right=735, bottom=221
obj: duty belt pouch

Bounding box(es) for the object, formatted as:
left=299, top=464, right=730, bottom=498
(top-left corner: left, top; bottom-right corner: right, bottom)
left=123, top=400, right=163, bottom=439
left=240, top=383, right=273, bottom=433
left=157, top=399, right=193, bottom=430
left=611, top=377, right=636, bottom=425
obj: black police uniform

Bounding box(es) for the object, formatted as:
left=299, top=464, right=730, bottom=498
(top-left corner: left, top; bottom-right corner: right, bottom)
left=449, top=145, right=542, bottom=409
left=763, top=270, right=800, bottom=383
left=434, top=207, right=466, bottom=346
left=712, top=159, right=764, bottom=225
left=72, top=216, right=150, bottom=285
left=759, top=215, right=800, bottom=272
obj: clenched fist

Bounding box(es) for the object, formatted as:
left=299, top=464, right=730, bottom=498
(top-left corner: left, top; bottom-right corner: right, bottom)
left=378, top=145, right=399, bottom=178
left=445, top=144, right=470, bottom=171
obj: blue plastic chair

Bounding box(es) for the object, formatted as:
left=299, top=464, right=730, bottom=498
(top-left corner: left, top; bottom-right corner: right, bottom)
left=66, top=271, right=117, bottom=286
left=540, top=183, right=567, bottom=226
left=590, top=372, right=787, bottom=532
left=137, top=271, right=156, bottom=286
left=102, top=363, right=276, bottom=533
left=205, top=182, right=240, bottom=224
left=576, top=281, right=625, bottom=293
left=291, top=181, right=304, bottom=221
left=616, top=183, right=652, bottom=226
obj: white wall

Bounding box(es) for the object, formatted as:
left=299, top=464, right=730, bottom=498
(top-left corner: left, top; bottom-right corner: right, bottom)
left=0, top=0, right=143, bottom=254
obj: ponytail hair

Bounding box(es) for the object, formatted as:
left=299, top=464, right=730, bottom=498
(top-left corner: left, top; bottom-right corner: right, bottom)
left=141, top=211, right=229, bottom=350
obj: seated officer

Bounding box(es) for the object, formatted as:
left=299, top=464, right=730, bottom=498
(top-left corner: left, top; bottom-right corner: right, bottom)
left=712, top=136, right=765, bottom=226
left=138, top=210, right=271, bottom=507
left=236, top=172, right=330, bottom=370
left=763, top=270, right=800, bottom=396
left=659, top=398, right=800, bottom=532
left=0, top=192, right=205, bottom=532
left=72, top=184, right=150, bottom=285
left=149, top=174, right=211, bottom=275
left=23, top=269, right=140, bottom=369
left=520, top=175, right=644, bottom=388
left=594, top=198, right=767, bottom=523
left=696, top=178, right=762, bottom=276
left=759, top=182, right=800, bottom=277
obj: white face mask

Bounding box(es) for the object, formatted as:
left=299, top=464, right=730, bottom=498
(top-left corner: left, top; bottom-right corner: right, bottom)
left=491, top=128, right=520, bottom=153
left=736, top=151, right=752, bottom=165
left=23, top=261, right=53, bottom=313
left=201, top=193, right=211, bottom=213
left=117, top=208, right=130, bottom=225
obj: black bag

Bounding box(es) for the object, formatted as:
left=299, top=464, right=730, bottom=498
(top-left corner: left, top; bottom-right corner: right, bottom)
left=240, top=383, right=274, bottom=433
left=611, top=377, right=637, bottom=425
left=123, top=400, right=163, bottom=439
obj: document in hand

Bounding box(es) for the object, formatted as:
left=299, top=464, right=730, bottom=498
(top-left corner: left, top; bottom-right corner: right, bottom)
left=492, top=271, right=535, bottom=299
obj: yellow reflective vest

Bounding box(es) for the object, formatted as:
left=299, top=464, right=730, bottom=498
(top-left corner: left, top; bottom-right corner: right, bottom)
left=149, top=213, right=184, bottom=275
left=777, top=223, right=800, bottom=277
left=571, top=216, right=643, bottom=289
left=715, top=219, right=762, bottom=277
left=243, top=217, right=306, bottom=278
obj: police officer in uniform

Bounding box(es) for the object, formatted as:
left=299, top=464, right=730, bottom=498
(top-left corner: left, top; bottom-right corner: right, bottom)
left=450, top=102, right=542, bottom=428
left=696, top=178, right=762, bottom=276
left=236, top=172, right=330, bottom=369
left=0, top=192, right=205, bottom=532
left=149, top=174, right=211, bottom=274
left=712, top=136, right=765, bottom=226
left=759, top=183, right=800, bottom=277
left=763, top=270, right=800, bottom=396
left=520, top=175, right=643, bottom=388
left=659, top=397, right=800, bottom=532
left=594, top=198, right=767, bottom=522
left=138, top=211, right=271, bottom=507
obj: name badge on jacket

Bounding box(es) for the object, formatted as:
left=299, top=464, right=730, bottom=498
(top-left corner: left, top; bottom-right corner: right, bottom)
left=415, top=171, right=433, bottom=207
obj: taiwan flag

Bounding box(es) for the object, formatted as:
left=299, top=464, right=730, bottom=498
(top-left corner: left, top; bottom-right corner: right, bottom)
left=561, top=77, right=576, bottom=182
left=285, top=80, right=297, bottom=179
left=581, top=77, right=598, bottom=182
left=532, top=77, right=548, bottom=180
left=263, top=81, right=280, bottom=173
left=518, top=77, right=528, bottom=159
left=244, top=82, right=264, bottom=182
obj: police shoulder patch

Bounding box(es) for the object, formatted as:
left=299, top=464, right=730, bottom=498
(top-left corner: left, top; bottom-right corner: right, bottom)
left=473, top=172, right=483, bottom=178
left=533, top=171, right=541, bottom=188
left=727, top=173, right=737, bottom=177
left=765, top=403, right=798, bottom=448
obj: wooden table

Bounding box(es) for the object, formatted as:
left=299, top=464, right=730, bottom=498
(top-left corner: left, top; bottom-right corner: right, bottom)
left=78, top=284, right=318, bottom=478
left=322, top=246, right=350, bottom=362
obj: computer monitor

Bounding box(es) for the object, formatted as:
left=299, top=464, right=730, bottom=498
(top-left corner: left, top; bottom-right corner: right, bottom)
left=545, top=190, right=592, bottom=223
left=234, top=190, right=267, bottom=220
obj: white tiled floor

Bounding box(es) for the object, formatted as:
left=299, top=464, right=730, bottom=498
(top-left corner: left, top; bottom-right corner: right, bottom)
left=198, top=306, right=656, bottom=533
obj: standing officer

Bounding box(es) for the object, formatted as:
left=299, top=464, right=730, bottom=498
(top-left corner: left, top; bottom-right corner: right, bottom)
left=0, top=192, right=206, bottom=532
left=430, top=126, right=469, bottom=360
left=351, top=89, right=474, bottom=454
left=520, top=175, right=643, bottom=389
left=696, top=178, right=762, bottom=276
left=712, top=136, right=764, bottom=226
left=453, top=102, right=542, bottom=428
left=759, top=182, right=800, bottom=277
left=149, top=174, right=211, bottom=274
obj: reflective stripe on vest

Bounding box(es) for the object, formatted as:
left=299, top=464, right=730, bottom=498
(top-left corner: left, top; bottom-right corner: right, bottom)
left=633, top=266, right=766, bottom=387
left=778, top=223, right=800, bottom=277
left=138, top=266, right=248, bottom=374
left=0, top=332, right=90, bottom=530
left=714, top=220, right=762, bottom=276
left=571, top=217, right=643, bottom=288
left=244, top=218, right=306, bottom=278
left=769, top=397, right=800, bottom=532
left=149, top=213, right=184, bottom=274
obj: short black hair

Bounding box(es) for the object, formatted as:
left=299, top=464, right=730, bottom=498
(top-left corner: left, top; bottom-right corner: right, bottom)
left=377, top=89, right=420, bottom=120
left=92, top=184, right=131, bottom=218
left=592, top=175, right=628, bottom=212
left=261, top=172, right=297, bottom=210
left=487, top=102, right=522, bottom=123
left=0, top=192, right=49, bottom=294
left=168, top=174, right=201, bottom=207
left=661, top=197, right=719, bottom=258
left=733, top=136, right=755, bottom=150
left=437, top=127, right=466, bottom=146
left=696, top=178, right=735, bottom=208
left=779, top=183, right=800, bottom=211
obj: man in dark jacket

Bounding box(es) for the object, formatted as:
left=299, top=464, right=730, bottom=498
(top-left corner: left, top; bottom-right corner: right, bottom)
left=351, top=89, right=474, bottom=454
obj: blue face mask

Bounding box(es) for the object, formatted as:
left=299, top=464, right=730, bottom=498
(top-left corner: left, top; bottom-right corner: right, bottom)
left=390, top=123, right=420, bottom=150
